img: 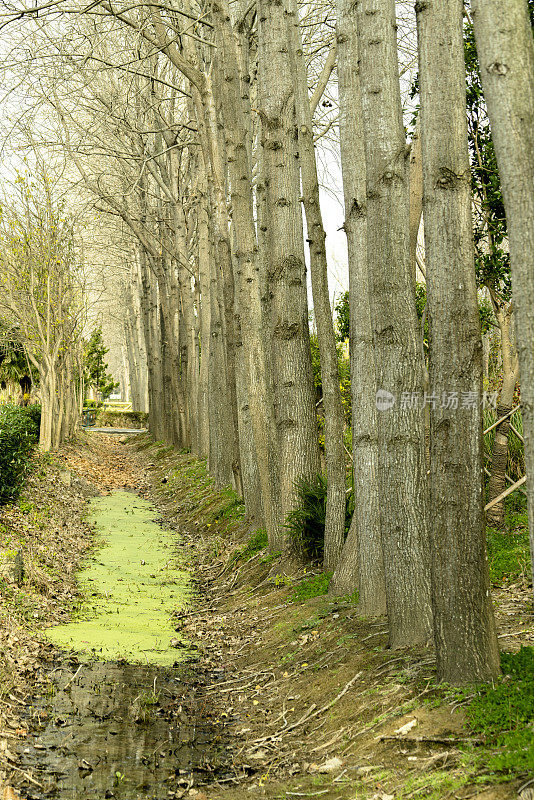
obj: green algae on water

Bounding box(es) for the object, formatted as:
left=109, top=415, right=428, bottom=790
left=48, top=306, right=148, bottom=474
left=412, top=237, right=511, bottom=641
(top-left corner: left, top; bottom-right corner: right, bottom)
left=46, top=491, right=190, bottom=665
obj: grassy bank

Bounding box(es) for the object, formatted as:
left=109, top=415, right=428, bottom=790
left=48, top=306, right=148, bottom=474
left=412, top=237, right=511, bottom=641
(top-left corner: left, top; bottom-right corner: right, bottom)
left=144, top=440, right=533, bottom=800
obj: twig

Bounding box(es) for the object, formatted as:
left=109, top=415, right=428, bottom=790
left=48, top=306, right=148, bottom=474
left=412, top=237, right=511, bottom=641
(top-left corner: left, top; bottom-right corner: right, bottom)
left=7, top=764, right=44, bottom=788
left=62, top=664, right=82, bottom=689
left=379, top=734, right=483, bottom=745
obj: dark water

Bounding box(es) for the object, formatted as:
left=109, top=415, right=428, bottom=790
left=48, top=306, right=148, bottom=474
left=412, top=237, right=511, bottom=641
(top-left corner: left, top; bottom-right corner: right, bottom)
left=17, top=658, right=230, bottom=799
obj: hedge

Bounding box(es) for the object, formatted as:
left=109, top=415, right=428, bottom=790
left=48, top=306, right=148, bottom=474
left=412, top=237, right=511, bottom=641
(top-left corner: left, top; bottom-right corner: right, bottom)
left=0, top=404, right=40, bottom=504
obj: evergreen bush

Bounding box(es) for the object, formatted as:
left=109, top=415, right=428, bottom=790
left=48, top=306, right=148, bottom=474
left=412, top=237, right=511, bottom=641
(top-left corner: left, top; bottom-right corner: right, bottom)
left=0, top=403, right=40, bottom=504
left=285, top=474, right=353, bottom=561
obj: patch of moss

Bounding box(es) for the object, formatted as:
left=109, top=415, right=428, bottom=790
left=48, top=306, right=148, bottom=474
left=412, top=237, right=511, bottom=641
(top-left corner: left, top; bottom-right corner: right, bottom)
left=46, top=491, right=191, bottom=665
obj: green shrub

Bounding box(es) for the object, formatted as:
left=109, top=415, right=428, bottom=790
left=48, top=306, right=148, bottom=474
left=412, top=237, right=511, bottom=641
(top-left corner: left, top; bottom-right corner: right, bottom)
left=465, top=647, right=534, bottom=777
left=21, top=403, right=41, bottom=431
left=285, top=474, right=353, bottom=561
left=0, top=404, right=39, bottom=504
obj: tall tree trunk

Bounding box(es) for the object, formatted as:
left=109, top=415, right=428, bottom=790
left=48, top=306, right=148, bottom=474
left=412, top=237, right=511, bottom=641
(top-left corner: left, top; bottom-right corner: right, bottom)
left=257, top=0, right=321, bottom=532
left=471, top=0, right=534, bottom=596
left=196, top=180, right=212, bottom=461
left=356, top=0, right=432, bottom=647
left=287, top=0, right=346, bottom=570
left=416, top=0, right=500, bottom=682
left=486, top=299, right=519, bottom=527
left=330, top=0, right=386, bottom=614
left=212, top=0, right=281, bottom=536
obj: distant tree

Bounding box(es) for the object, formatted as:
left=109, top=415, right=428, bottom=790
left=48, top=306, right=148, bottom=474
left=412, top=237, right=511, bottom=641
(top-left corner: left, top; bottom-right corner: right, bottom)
left=84, top=326, right=117, bottom=402
left=334, top=292, right=350, bottom=342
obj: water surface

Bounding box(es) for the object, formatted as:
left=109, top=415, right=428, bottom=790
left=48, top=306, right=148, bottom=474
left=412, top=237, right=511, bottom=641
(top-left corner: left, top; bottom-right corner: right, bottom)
left=46, top=491, right=190, bottom=665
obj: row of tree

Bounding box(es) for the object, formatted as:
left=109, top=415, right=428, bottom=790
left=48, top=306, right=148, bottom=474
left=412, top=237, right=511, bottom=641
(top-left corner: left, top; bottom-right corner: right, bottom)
left=0, top=0, right=532, bottom=684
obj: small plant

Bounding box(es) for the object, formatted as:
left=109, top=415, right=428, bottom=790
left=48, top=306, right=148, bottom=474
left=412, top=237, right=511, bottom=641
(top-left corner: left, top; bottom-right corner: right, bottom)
left=463, top=647, right=534, bottom=778
left=113, top=771, right=125, bottom=786
left=230, top=529, right=268, bottom=563
left=290, top=572, right=332, bottom=603
left=285, top=474, right=352, bottom=561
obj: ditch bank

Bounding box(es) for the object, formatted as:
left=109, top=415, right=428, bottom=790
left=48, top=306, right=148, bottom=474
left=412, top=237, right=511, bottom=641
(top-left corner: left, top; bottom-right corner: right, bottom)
left=1, top=433, right=532, bottom=800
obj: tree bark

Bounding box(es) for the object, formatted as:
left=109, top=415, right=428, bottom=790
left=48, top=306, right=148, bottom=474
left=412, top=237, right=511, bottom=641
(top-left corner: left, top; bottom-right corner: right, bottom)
left=416, top=0, right=500, bottom=682
left=287, top=0, right=346, bottom=570
left=329, top=0, right=386, bottom=614
left=211, top=0, right=280, bottom=531
left=486, top=300, right=519, bottom=527
left=257, top=0, right=321, bottom=534
left=356, top=0, right=432, bottom=647
left=471, top=0, right=534, bottom=596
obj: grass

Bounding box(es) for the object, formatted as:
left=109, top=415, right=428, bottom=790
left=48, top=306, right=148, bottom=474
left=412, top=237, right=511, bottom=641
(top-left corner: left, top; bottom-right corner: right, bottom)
left=211, top=487, right=246, bottom=523
left=230, top=529, right=268, bottom=563
left=487, top=498, right=530, bottom=584
left=289, top=571, right=332, bottom=603
left=435, top=647, right=534, bottom=784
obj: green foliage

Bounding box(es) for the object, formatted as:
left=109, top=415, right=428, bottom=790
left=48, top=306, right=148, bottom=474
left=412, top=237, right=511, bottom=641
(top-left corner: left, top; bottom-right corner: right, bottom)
left=285, top=474, right=353, bottom=561
left=84, top=326, right=118, bottom=401
left=83, top=399, right=103, bottom=409
left=212, top=488, right=246, bottom=523
left=464, top=647, right=534, bottom=777
left=310, top=329, right=351, bottom=431
left=230, top=530, right=268, bottom=563
left=290, top=572, right=331, bottom=603
left=486, top=521, right=529, bottom=585
left=0, top=403, right=39, bottom=504
left=21, top=403, right=41, bottom=431
left=334, top=291, right=350, bottom=342
left=0, top=321, right=37, bottom=397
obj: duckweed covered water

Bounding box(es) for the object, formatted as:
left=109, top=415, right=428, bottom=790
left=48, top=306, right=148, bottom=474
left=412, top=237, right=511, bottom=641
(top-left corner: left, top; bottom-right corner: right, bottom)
left=46, top=491, right=190, bottom=665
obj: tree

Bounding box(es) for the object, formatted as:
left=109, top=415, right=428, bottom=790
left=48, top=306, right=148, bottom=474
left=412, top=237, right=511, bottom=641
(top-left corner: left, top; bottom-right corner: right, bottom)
left=0, top=168, right=84, bottom=450
left=329, top=0, right=386, bottom=616
left=287, top=0, right=346, bottom=570
left=470, top=0, right=534, bottom=599
left=354, top=0, right=431, bottom=645
left=84, top=326, right=118, bottom=402
left=464, top=13, right=521, bottom=526
left=416, top=0, right=500, bottom=682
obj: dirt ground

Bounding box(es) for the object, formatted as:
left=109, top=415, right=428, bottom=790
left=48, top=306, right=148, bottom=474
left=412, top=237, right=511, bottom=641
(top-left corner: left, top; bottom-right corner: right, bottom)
left=0, top=433, right=532, bottom=800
